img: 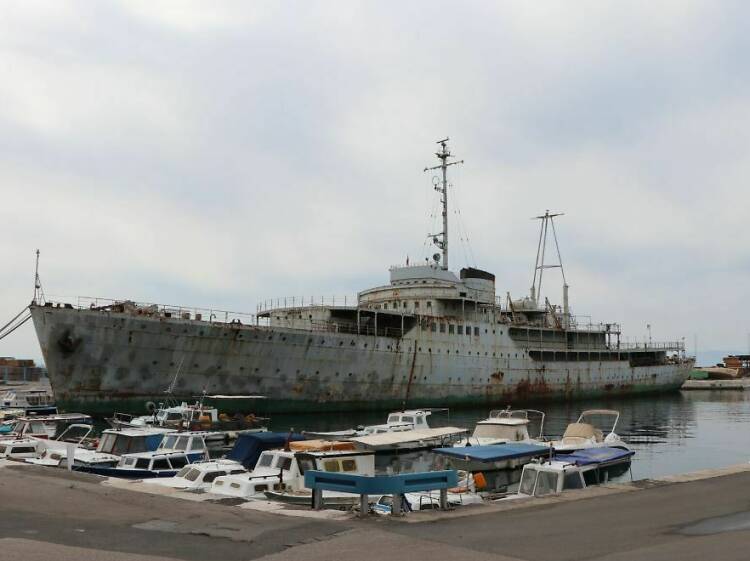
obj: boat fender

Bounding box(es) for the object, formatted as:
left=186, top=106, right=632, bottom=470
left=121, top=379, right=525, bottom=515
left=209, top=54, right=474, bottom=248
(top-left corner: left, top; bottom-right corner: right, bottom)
left=473, top=472, right=487, bottom=491
left=145, top=401, right=156, bottom=414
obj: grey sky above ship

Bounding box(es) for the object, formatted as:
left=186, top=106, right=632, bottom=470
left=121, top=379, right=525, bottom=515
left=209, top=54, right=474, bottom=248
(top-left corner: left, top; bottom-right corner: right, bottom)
left=1, top=2, right=748, bottom=363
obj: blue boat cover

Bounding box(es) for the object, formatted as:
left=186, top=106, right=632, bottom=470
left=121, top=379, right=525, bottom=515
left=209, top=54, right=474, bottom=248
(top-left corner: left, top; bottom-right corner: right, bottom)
left=225, top=432, right=305, bottom=469
left=560, top=447, right=634, bottom=466
left=433, top=443, right=550, bottom=462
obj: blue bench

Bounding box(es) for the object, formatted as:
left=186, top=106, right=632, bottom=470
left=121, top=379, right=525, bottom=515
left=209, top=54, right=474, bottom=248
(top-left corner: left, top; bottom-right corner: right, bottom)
left=304, top=470, right=459, bottom=516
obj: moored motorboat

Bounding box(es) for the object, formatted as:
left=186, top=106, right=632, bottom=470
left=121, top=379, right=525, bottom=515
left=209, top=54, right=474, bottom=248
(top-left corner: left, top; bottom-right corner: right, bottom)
left=454, top=408, right=545, bottom=447
left=434, top=442, right=551, bottom=474
left=145, top=459, right=249, bottom=491
left=0, top=413, right=92, bottom=439
left=303, top=409, right=439, bottom=439
left=212, top=447, right=371, bottom=501
left=548, top=410, right=629, bottom=453
left=506, top=447, right=635, bottom=500
left=27, top=426, right=174, bottom=469
left=0, top=388, right=56, bottom=415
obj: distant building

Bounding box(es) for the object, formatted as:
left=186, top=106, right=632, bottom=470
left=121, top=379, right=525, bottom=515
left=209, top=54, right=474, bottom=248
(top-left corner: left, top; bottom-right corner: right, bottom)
left=0, top=357, right=47, bottom=383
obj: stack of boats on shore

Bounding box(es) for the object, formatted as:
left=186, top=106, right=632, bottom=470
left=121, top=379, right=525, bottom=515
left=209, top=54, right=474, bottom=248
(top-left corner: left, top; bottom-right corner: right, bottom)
left=0, top=401, right=636, bottom=513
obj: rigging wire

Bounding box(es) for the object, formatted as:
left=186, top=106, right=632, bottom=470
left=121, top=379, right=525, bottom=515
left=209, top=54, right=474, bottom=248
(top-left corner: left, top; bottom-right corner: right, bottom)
left=0, top=310, right=31, bottom=342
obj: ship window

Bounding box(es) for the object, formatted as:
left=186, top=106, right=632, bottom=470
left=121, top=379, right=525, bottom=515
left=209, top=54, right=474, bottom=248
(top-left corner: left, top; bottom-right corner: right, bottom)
left=384, top=303, right=388, bottom=309
left=448, top=325, right=454, bottom=334
left=403, top=302, right=407, bottom=308
left=460, top=292, right=467, bottom=297
left=440, top=324, right=446, bottom=333
left=427, top=301, right=432, bottom=308
left=341, top=459, right=357, bottom=472
left=457, top=325, right=463, bottom=335
left=466, top=326, right=471, bottom=336
left=414, top=301, right=419, bottom=308
left=431, top=323, right=436, bottom=332
left=153, top=459, right=170, bottom=471
left=475, top=327, right=480, bottom=336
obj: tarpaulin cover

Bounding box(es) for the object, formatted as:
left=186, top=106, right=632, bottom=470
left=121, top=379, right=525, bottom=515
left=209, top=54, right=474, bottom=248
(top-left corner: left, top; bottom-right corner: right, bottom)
left=433, top=443, right=550, bottom=462
left=560, top=447, right=634, bottom=466
left=226, top=432, right=305, bottom=469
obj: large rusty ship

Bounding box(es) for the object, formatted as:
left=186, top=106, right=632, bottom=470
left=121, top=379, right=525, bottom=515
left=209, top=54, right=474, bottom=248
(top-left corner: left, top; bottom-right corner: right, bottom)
left=30, top=140, right=693, bottom=414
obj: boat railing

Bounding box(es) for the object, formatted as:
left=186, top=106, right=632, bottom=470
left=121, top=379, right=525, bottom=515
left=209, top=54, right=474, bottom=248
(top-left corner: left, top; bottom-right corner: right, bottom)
left=50, top=296, right=269, bottom=327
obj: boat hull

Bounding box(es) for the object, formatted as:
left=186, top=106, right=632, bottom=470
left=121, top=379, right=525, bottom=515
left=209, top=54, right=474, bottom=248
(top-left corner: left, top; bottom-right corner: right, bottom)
left=31, top=305, right=692, bottom=414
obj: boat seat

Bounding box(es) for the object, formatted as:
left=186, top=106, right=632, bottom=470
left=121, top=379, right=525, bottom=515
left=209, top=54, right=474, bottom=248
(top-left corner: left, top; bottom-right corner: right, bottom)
left=562, top=422, right=602, bottom=443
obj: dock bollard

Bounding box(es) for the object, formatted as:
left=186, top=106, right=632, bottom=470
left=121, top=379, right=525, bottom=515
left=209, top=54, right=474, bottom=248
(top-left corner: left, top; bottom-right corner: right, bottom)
left=359, top=494, right=368, bottom=518
left=392, top=495, right=402, bottom=516
left=312, top=488, right=323, bottom=510
left=439, top=488, right=448, bottom=510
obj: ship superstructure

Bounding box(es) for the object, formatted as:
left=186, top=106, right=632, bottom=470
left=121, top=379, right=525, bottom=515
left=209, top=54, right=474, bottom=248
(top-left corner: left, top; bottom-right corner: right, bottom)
left=29, top=140, right=692, bottom=414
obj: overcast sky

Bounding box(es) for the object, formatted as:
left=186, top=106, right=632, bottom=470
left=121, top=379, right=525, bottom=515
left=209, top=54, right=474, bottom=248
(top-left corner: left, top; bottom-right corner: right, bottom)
left=1, top=1, right=748, bottom=364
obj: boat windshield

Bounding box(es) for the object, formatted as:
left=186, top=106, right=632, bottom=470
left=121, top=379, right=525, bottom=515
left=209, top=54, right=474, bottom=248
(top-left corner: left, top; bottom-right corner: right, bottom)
left=160, top=435, right=178, bottom=450
left=519, top=468, right=537, bottom=496
left=535, top=471, right=559, bottom=496
left=473, top=424, right=522, bottom=440
left=99, top=434, right=147, bottom=455
left=176, top=466, right=193, bottom=478
left=256, top=454, right=274, bottom=468
left=519, top=468, right=559, bottom=497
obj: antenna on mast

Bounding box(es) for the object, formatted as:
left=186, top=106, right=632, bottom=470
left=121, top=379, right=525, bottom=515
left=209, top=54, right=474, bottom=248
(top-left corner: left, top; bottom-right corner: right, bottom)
left=424, top=138, right=463, bottom=270
left=32, top=249, right=45, bottom=305
left=530, top=211, right=569, bottom=327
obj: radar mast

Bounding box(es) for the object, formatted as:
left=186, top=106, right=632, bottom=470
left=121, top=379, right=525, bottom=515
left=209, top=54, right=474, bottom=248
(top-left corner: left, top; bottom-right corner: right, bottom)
left=424, top=138, right=463, bottom=270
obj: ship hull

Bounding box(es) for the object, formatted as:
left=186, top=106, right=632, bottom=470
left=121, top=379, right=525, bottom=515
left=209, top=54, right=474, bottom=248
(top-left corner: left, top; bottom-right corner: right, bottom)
left=31, top=305, right=692, bottom=414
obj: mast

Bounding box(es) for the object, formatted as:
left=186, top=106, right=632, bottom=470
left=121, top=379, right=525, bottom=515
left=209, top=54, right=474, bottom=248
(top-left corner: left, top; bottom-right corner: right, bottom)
left=530, top=211, right=567, bottom=324
left=424, top=138, right=463, bottom=270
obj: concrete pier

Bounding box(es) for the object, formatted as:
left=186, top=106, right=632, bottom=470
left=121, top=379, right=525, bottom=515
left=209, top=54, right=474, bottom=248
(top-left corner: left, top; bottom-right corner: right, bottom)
left=682, top=378, right=750, bottom=390
left=2, top=461, right=750, bottom=560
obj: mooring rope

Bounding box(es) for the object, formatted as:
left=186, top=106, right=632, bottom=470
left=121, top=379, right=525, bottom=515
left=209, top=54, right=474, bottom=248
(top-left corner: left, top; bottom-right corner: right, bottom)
left=0, top=306, right=31, bottom=341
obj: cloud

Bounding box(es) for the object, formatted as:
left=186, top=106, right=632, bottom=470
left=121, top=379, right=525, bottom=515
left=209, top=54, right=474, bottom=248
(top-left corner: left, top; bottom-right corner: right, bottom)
left=1, top=1, right=749, bottom=362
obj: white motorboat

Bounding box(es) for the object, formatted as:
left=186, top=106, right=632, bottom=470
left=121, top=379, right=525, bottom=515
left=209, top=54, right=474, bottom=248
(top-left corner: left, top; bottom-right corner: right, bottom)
left=349, top=426, right=468, bottom=452
left=505, top=447, right=635, bottom=500
left=0, top=424, right=93, bottom=461
left=454, top=409, right=545, bottom=447
left=145, top=459, right=248, bottom=491
left=211, top=447, right=374, bottom=502
left=0, top=413, right=92, bottom=439
left=27, top=426, right=175, bottom=468
left=548, top=409, right=629, bottom=453
left=303, top=409, right=438, bottom=439
left=0, top=388, right=56, bottom=415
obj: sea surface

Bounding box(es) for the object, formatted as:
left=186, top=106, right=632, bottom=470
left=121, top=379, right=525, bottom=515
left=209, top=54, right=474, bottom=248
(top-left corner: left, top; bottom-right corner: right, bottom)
left=268, top=390, right=750, bottom=481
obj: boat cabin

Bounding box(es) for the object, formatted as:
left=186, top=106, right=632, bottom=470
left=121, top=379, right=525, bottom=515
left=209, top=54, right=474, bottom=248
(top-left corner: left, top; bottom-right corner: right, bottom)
left=211, top=448, right=375, bottom=498
left=151, top=460, right=248, bottom=490
left=516, top=447, right=635, bottom=498
left=155, top=433, right=209, bottom=462
left=115, top=451, right=195, bottom=476
left=0, top=438, right=41, bottom=459
left=1, top=389, right=56, bottom=414
left=97, top=428, right=175, bottom=456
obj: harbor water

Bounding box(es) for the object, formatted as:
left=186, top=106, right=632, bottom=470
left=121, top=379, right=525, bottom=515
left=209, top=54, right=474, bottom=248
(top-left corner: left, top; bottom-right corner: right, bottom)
left=268, top=390, right=750, bottom=481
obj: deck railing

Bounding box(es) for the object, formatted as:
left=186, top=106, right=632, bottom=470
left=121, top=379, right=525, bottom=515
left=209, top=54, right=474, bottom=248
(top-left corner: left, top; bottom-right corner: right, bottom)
left=51, top=296, right=268, bottom=327
left=256, top=296, right=359, bottom=313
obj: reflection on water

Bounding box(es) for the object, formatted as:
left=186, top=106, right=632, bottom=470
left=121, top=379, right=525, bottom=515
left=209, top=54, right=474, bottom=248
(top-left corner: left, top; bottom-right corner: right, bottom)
left=271, top=391, right=750, bottom=481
